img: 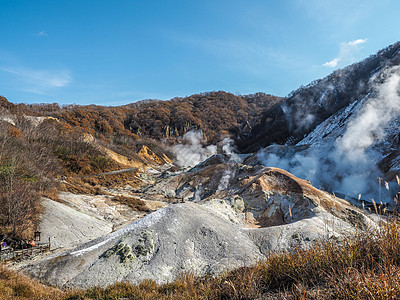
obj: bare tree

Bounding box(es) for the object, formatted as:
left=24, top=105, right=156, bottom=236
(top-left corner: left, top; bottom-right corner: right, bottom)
left=0, top=157, right=39, bottom=237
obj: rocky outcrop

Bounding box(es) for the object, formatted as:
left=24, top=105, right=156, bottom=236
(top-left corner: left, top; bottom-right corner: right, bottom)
left=25, top=160, right=375, bottom=288
left=25, top=202, right=263, bottom=288
left=39, top=192, right=145, bottom=250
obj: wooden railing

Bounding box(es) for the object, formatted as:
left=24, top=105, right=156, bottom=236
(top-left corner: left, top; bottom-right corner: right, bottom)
left=0, top=239, right=51, bottom=262
left=13, top=244, right=50, bottom=260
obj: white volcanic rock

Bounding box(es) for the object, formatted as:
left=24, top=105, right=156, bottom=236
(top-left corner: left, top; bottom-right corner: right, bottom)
left=25, top=202, right=264, bottom=288
left=39, top=192, right=143, bottom=251
left=39, top=198, right=113, bottom=250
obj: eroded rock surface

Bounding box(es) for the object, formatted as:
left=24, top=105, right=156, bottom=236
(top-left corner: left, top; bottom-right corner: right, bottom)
left=26, top=159, right=376, bottom=289
left=26, top=202, right=263, bottom=288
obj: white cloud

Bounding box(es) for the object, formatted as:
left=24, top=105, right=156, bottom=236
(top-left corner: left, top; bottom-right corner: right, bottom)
left=323, top=38, right=367, bottom=68
left=347, top=38, right=367, bottom=46
left=37, top=31, right=48, bottom=37
left=323, top=57, right=340, bottom=67
left=0, top=66, right=71, bottom=94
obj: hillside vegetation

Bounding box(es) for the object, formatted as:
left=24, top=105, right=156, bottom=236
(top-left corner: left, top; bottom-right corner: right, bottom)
left=20, top=91, right=283, bottom=144
left=0, top=91, right=281, bottom=239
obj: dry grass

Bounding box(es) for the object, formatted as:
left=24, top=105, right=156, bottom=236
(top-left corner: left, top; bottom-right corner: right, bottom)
left=0, top=264, right=63, bottom=300
left=41, top=186, right=60, bottom=201
left=84, top=172, right=142, bottom=188
left=61, top=176, right=98, bottom=195
left=113, top=195, right=150, bottom=212
left=61, top=172, right=142, bottom=195
left=3, top=220, right=400, bottom=299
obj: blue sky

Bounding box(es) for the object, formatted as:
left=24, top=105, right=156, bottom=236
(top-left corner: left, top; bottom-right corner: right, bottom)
left=0, top=0, right=399, bottom=105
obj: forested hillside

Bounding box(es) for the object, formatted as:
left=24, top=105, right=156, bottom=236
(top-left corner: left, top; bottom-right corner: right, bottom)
left=242, top=41, right=400, bottom=152
left=20, top=91, right=283, bottom=145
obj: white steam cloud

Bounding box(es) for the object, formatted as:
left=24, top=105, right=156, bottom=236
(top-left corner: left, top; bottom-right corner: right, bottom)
left=217, top=168, right=235, bottom=191
left=217, top=138, right=243, bottom=191
left=258, top=66, right=400, bottom=200
left=172, top=132, right=243, bottom=169
left=221, top=137, right=242, bottom=163
left=171, top=131, right=243, bottom=193
left=337, top=66, right=400, bottom=161
left=171, top=131, right=217, bottom=168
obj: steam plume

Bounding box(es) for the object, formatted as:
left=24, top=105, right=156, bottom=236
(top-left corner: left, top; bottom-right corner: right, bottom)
left=216, top=138, right=242, bottom=191
left=171, top=131, right=217, bottom=168
left=258, top=66, right=400, bottom=200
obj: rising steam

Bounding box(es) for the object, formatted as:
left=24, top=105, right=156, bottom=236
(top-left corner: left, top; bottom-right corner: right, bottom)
left=337, top=66, right=400, bottom=161
left=216, top=138, right=243, bottom=191
left=171, top=131, right=217, bottom=168
left=258, top=66, right=400, bottom=200
left=171, top=131, right=242, bottom=193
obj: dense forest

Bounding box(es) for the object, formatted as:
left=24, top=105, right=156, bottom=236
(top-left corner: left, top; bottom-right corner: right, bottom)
left=20, top=91, right=283, bottom=145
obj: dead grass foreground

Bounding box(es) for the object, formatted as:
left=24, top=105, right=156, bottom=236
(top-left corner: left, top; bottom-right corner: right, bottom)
left=2, top=219, right=400, bottom=299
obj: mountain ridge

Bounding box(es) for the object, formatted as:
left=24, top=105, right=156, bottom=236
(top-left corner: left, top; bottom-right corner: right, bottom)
left=241, top=41, right=400, bottom=152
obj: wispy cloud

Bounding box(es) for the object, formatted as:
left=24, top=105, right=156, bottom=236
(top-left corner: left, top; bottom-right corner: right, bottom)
left=173, top=35, right=303, bottom=75
left=0, top=66, right=71, bottom=94
left=37, top=31, right=48, bottom=37
left=348, top=38, right=367, bottom=46
left=323, top=38, right=367, bottom=68
left=296, top=0, right=370, bottom=29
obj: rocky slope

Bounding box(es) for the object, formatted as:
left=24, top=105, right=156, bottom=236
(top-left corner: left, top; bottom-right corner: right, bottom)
left=39, top=192, right=146, bottom=250
left=23, top=155, right=375, bottom=288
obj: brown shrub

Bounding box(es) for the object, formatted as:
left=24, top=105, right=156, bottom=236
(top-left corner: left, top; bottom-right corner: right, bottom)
left=113, top=195, right=150, bottom=212
left=82, top=172, right=142, bottom=189
left=7, top=127, right=24, bottom=139
left=41, top=186, right=60, bottom=201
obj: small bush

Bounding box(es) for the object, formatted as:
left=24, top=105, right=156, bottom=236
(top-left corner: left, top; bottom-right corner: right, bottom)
left=114, top=195, right=150, bottom=212
left=12, top=282, right=33, bottom=297
left=89, top=155, right=112, bottom=172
